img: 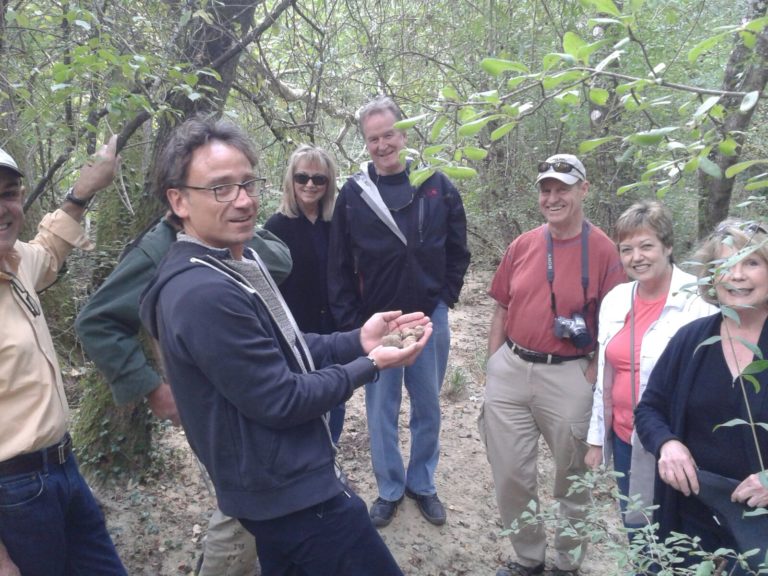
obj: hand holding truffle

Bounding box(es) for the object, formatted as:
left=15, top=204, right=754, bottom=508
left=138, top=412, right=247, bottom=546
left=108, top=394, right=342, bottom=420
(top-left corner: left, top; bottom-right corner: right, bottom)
left=361, top=311, right=433, bottom=370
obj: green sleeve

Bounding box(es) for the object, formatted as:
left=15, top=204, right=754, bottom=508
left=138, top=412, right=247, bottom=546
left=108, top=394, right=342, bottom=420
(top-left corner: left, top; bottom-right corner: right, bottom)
left=75, top=221, right=175, bottom=405
left=248, top=227, right=293, bottom=285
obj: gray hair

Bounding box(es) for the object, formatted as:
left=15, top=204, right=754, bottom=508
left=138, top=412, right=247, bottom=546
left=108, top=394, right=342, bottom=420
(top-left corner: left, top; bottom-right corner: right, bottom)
left=356, top=95, right=402, bottom=129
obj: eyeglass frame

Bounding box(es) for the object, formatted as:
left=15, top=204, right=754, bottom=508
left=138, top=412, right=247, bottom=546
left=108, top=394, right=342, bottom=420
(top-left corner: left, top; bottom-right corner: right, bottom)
left=293, top=172, right=329, bottom=186
left=181, top=177, right=266, bottom=203
left=9, top=275, right=41, bottom=317
left=537, top=161, right=586, bottom=180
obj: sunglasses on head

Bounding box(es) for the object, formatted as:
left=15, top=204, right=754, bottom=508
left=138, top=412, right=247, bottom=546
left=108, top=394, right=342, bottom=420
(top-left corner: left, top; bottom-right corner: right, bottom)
left=293, top=173, right=329, bottom=186
left=537, top=161, right=585, bottom=179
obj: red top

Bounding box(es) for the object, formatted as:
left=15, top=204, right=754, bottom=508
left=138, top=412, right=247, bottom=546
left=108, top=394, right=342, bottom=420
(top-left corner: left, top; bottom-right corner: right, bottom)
left=489, top=223, right=625, bottom=355
left=605, top=292, right=666, bottom=442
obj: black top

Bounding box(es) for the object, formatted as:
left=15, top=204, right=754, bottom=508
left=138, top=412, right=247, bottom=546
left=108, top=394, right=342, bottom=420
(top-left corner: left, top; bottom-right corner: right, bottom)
left=264, top=211, right=336, bottom=334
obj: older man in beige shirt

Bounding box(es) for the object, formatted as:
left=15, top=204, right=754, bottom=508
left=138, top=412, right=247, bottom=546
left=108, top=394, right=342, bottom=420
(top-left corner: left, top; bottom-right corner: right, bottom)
left=0, top=137, right=126, bottom=576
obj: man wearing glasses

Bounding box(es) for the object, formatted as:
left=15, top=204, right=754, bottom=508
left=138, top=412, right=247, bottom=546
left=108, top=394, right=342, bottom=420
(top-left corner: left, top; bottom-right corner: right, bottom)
left=328, top=96, right=471, bottom=529
left=138, top=116, right=432, bottom=575
left=75, top=136, right=292, bottom=576
left=480, top=154, right=625, bottom=576
left=0, top=139, right=127, bottom=575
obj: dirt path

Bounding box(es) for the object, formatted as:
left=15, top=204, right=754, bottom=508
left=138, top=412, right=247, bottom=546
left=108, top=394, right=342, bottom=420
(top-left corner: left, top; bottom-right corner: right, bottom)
left=96, top=268, right=621, bottom=575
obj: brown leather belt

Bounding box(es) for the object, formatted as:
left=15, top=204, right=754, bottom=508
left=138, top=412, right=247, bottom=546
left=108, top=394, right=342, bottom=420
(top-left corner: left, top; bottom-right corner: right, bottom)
left=0, top=434, right=73, bottom=476
left=506, top=338, right=585, bottom=365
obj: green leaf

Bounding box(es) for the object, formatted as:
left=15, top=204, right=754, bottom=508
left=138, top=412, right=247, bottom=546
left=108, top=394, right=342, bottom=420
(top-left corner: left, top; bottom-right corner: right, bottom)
left=74, top=19, right=91, bottom=30
left=507, top=76, right=528, bottom=90
left=740, top=30, right=757, bottom=49
left=578, top=136, right=616, bottom=154
left=409, top=168, right=435, bottom=188
left=480, top=58, right=529, bottom=76
left=720, top=305, right=741, bottom=324
left=695, top=560, right=715, bottom=576
left=563, top=32, right=586, bottom=59
left=616, top=181, right=652, bottom=196
left=457, top=115, right=500, bottom=137
left=429, top=116, right=448, bottom=142
left=744, top=179, right=768, bottom=191
left=441, top=166, right=478, bottom=180
left=743, top=374, right=761, bottom=393
left=542, top=70, right=588, bottom=90
left=713, top=418, right=750, bottom=432
left=740, top=91, right=760, bottom=113
left=462, top=146, right=488, bottom=161
left=693, top=334, right=722, bottom=355
left=542, top=52, right=576, bottom=71
left=582, top=0, right=621, bottom=17
left=626, top=126, right=678, bottom=145
left=577, top=39, right=611, bottom=64
left=693, top=96, right=720, bottom=120
left=423, top=144, right=448, bottom=157
left=718, top=138, right=739, bottom=156
left=588, top=88, right=610, bottom=106
left=725, top=160, right=768, bottom=178
left=440, top=86, right=460, bottom=101
left=741, top=359, right=768, bottom=375
left=688, top=33, right=728, bottom=64
left=759, top=470, right=768, bottom=489
left=490, top=122, right=517, bottom=141
left=698, top=156, right=722, bottom=179
left=393, top=113, right=429, bottom=130
left=736, top=336, right=763, bottom=358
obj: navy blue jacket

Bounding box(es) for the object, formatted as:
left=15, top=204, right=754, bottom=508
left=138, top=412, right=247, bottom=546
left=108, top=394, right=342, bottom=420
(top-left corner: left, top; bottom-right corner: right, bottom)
left=139, top=240, right=376, bottom=521
left=328, top=164, right=471, bottom=330
left=635, top=313, right=768, bottom=540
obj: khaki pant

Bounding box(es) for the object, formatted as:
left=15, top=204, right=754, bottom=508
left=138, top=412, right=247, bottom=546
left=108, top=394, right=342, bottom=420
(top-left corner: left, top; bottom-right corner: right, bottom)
left=478, top=344, right=591, bottom=571
left=198, top=508, right=259, bottom=576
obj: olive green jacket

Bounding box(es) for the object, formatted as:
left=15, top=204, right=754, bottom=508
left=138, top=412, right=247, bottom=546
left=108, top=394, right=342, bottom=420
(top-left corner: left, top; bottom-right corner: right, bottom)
left=75, top=218, right=292, bottom=404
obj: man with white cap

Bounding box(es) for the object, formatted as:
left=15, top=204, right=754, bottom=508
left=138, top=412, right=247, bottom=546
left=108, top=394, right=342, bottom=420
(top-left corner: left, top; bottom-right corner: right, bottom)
left=0, top=139, right=127, bottom=575
left=479, top=154, right=625, bottom=576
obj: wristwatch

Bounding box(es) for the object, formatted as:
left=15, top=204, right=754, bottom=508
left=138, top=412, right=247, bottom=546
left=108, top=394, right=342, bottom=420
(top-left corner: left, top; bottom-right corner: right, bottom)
left=64, top=187, right=92, bottom=208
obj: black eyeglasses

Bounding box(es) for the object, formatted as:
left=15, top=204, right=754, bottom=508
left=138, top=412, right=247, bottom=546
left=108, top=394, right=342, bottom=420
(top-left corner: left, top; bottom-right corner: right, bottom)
left=9, top=276, right=41, bottom=317
left=293, top=173, right=329, bottom=186
left=182, top=177, right=266, bottom=203
left=537, top=161, right=585, bottom=179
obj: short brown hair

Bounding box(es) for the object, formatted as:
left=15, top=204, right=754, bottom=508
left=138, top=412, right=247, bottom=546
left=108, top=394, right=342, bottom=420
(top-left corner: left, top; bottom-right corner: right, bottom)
left=691, top=219, right=768, bottom=304
left=615, top=201, right=674, bottom=249
left=278, top=144, right=337, bottom=222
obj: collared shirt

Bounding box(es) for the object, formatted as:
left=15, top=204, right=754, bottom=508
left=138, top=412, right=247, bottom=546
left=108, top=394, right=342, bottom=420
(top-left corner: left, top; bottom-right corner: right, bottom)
left=0, top=209, right=93, bottom=462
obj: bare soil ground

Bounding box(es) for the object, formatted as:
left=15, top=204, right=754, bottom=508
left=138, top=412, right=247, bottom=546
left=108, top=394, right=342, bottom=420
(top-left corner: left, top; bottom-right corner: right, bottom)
left=92, top=268, right=622, bottom=575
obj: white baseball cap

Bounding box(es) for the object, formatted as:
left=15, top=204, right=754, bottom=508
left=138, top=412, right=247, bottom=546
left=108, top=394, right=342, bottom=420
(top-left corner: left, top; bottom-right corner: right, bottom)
left=0, top=148, right=23, bottom=177
left=535, top=154, right=585, bottom=186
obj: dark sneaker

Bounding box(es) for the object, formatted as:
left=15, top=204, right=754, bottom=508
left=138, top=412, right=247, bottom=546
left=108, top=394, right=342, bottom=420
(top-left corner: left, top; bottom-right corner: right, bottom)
left=405, top=488, right=447, bottom=526
left=369, top=496, right=403, bottom=527
left=495, top=561, right=545, bottom=576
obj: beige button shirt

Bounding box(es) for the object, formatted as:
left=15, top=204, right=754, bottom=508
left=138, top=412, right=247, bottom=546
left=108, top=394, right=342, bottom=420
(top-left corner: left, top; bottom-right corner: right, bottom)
left=0, top=210, right=93, bottom=462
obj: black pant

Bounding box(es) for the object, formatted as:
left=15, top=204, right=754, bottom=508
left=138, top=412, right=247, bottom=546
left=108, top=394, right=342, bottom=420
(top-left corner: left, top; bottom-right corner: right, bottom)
left=239, top=490, right=403, bottom=576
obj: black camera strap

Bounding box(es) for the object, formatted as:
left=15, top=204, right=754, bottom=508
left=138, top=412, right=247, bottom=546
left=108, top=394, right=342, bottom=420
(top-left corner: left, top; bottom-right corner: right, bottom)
left=545, top=220, right=590, bottom=317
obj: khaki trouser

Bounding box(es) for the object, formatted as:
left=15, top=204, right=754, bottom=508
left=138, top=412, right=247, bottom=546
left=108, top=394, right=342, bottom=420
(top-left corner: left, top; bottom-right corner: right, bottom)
left=478, top=343, right=591, bottom=571
left=198, top=508, right=259, bottom=576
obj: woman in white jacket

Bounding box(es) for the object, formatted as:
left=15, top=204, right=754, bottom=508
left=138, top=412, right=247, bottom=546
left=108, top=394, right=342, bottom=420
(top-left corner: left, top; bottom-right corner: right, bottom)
left=584, top=201, right=717, bottom=528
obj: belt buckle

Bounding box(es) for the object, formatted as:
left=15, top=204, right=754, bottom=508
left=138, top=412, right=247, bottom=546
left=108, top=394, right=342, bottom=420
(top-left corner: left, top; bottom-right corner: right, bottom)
left=57, top=441, right=66, bottom=464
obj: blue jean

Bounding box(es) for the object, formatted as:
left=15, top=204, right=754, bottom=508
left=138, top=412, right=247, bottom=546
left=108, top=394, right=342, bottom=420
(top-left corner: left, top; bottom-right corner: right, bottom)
left=0, top=451, right=126, bottom=576
left=365, top=301, right=450, bottom=500
left=240, top=490, right=403, bottom=576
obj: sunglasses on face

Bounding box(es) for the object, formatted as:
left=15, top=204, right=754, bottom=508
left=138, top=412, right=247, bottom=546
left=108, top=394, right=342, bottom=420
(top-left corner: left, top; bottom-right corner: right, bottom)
left=293, top=173, right=329, bottom=186
left=537, top=161, right=585, bottom=179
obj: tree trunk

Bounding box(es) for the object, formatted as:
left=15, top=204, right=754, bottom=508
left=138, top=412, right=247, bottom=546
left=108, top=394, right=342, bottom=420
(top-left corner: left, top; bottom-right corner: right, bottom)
left=75, top=0, right=293, bottom=478
left=697, top=0, right=768, bottom=238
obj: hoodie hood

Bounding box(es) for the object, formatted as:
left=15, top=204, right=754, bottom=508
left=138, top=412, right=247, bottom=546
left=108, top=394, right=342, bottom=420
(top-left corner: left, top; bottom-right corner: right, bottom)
left=139, top=240, right=233, bottom=339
